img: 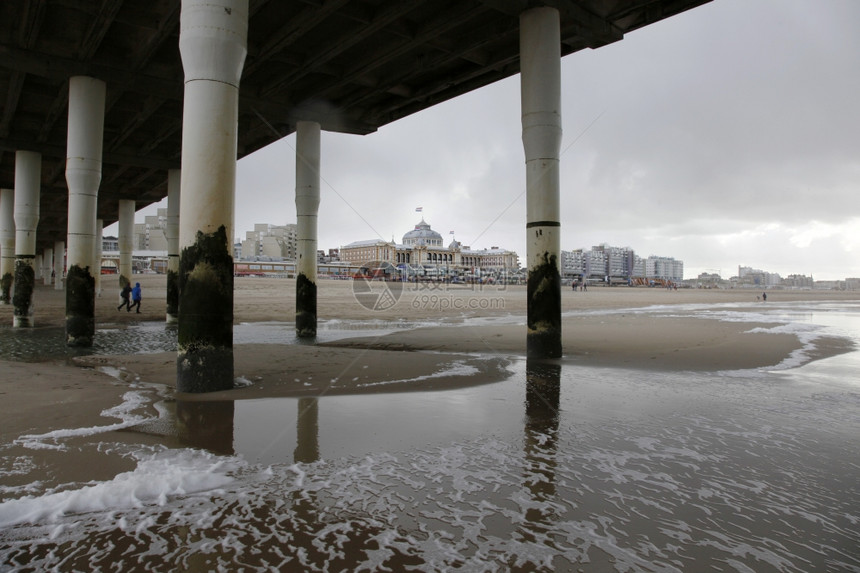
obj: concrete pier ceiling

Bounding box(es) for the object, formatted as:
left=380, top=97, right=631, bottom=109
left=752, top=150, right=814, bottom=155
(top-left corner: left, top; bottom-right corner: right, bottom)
left=0, top=0, right=710, bottom=255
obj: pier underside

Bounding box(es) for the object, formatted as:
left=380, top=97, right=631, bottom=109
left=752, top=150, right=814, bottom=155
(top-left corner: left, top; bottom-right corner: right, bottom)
left=0, top=0, right=709, bottom=254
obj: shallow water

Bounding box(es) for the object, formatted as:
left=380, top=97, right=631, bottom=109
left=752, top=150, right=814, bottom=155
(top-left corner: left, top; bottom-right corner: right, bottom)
left=0, top=322, right=178, bottom=362
left=0, top=316, right=449, bottom=362
left=1, top=301, right=859, bottom=571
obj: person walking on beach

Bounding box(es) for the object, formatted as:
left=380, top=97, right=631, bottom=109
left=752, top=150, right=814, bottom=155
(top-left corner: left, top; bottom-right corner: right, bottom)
left=762, top=292, right=767, bottom=302
left=117, top=283, right=132, bottom=311
left=129, top=282, right=142, bottom=313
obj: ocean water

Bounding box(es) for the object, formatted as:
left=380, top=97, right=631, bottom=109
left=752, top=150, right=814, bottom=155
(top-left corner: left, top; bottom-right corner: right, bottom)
left=1, top=300, right=858, bottom=571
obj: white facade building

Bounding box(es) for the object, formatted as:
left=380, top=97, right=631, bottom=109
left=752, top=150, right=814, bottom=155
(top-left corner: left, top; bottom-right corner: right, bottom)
left=645, top=256, right=684, bottom=282
left=562, top=243, right=684, bottom=283
left=132, top=208, right=169, bottom=251
left=560, top=249, right=585, bottom=277
left=340, top=218, right=519, bottom=275
left=737, top=265, right=781, bottom=287
left=241, top=223, right=298, bottom=260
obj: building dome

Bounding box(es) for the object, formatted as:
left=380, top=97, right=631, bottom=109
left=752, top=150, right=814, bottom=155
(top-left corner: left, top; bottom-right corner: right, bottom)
left=402, top=218, right=443, bottom=247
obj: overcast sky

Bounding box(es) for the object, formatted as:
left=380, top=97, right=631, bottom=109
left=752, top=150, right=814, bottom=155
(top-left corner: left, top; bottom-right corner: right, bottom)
left=126, top=0, right=860, bottom=281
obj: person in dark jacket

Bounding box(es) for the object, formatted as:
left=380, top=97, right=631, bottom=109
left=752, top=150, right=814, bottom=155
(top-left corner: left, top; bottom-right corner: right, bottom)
left=129, top=282, right=142, bottom=313
left=117, top=283, right=132, bottom=311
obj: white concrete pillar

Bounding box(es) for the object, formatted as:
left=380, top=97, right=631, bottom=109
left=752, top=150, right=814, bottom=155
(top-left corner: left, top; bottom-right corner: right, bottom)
left=43, top=248, right=53, bottom=285
left=295, top=120, right=321, bottom=338
left=65, top=75, right=105, bottom=346
left=94, top=218, right=103, bottom=296
left=166, top=169, right=180, bottom=323
left=118, top=199, right=135, bottom=290
left=13, top=150, right=41, bottom=327
left=177, top=0, right=247, bottom=393
left=53, top=240, right=65, bottom=290
left=521, top=7, right=562, bottom=358
left=0, top=188, right=13, bottom=304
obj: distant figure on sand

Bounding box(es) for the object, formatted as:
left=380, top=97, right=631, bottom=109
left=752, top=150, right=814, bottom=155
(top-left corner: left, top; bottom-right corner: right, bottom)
left=129, top=282, right=142, bottom=313
left=762, top=292, right=767, bottom=302
left=117, top=283, right=132, bottom=311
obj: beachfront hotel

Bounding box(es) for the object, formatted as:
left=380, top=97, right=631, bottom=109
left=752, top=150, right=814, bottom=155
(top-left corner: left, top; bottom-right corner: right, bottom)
left=339, top=218, right=519, bottom=278
left=240, top=223, right=298, bottom=261
left=562, top=245, right=684, bottom=284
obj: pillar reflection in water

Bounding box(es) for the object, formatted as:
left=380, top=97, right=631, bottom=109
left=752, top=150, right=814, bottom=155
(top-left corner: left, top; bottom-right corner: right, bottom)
left=175, top=400, right=235, bottom=456
left=521, top=359, right=562, bottom=544
left=294, top=397, right=320, bottom=464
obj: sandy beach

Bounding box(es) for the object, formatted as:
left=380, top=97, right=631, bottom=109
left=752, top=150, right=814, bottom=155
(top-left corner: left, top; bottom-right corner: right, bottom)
left=0, top=274, right=856, bottom=442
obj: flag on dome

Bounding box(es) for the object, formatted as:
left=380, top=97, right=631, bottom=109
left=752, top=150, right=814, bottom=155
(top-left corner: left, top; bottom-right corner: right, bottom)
left=415, top=207, right=423, bottom=212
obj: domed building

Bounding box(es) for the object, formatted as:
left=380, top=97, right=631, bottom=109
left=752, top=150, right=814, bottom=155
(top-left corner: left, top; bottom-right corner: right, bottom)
left=340, top=218, right=519, bottom=278
left=402, top=218, right=443, bottom=247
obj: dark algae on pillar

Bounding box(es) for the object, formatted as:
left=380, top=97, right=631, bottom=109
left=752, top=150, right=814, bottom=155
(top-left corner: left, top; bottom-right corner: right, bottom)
left=177, top=226, right=234, bottom=393
left=12, top=258, right=35, bottom=326
left=296, top=272, right=317, bottom=338
left=65, top=264, right=95, bottom=346
left=527, top=251, right=562, bottom=359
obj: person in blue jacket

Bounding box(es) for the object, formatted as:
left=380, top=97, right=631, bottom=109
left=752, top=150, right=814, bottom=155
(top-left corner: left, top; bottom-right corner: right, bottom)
left=129, top=282, right=142, bottom=313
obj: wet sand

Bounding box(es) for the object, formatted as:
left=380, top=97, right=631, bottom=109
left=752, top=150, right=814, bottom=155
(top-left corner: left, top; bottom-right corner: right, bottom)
left=1, top=275, right=859, bottom=571
left=0, top=275, right=857, bottom=444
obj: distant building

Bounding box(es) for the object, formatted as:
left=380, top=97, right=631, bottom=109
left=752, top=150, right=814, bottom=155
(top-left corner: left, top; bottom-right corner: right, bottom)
left=340, top=218, right=519, bottom=276
left=562, top=244, right=682, bottom=283
left=460, top=246, right=519, bottom=271
left=133, top=208, right=169, bottom=251
left=813, top=280, right=841, bottom=290
left=102, top=235, right=119, bottom=251
left=561, top=249, right=585, bottom=277
left=783, top=274, right=814, bottom=289
left=318, top=248, right=340, bottom=263
left=241, top=223, right=297, bottom=260
left=339, top=239, right=396, bottom=265
left=593, top=244, right=629, bottom=278
left=696, top=272, right=723, bottom=288
left=737, top=265, right=781, bottom=287
left=646, top=255, right=684, bottom=282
